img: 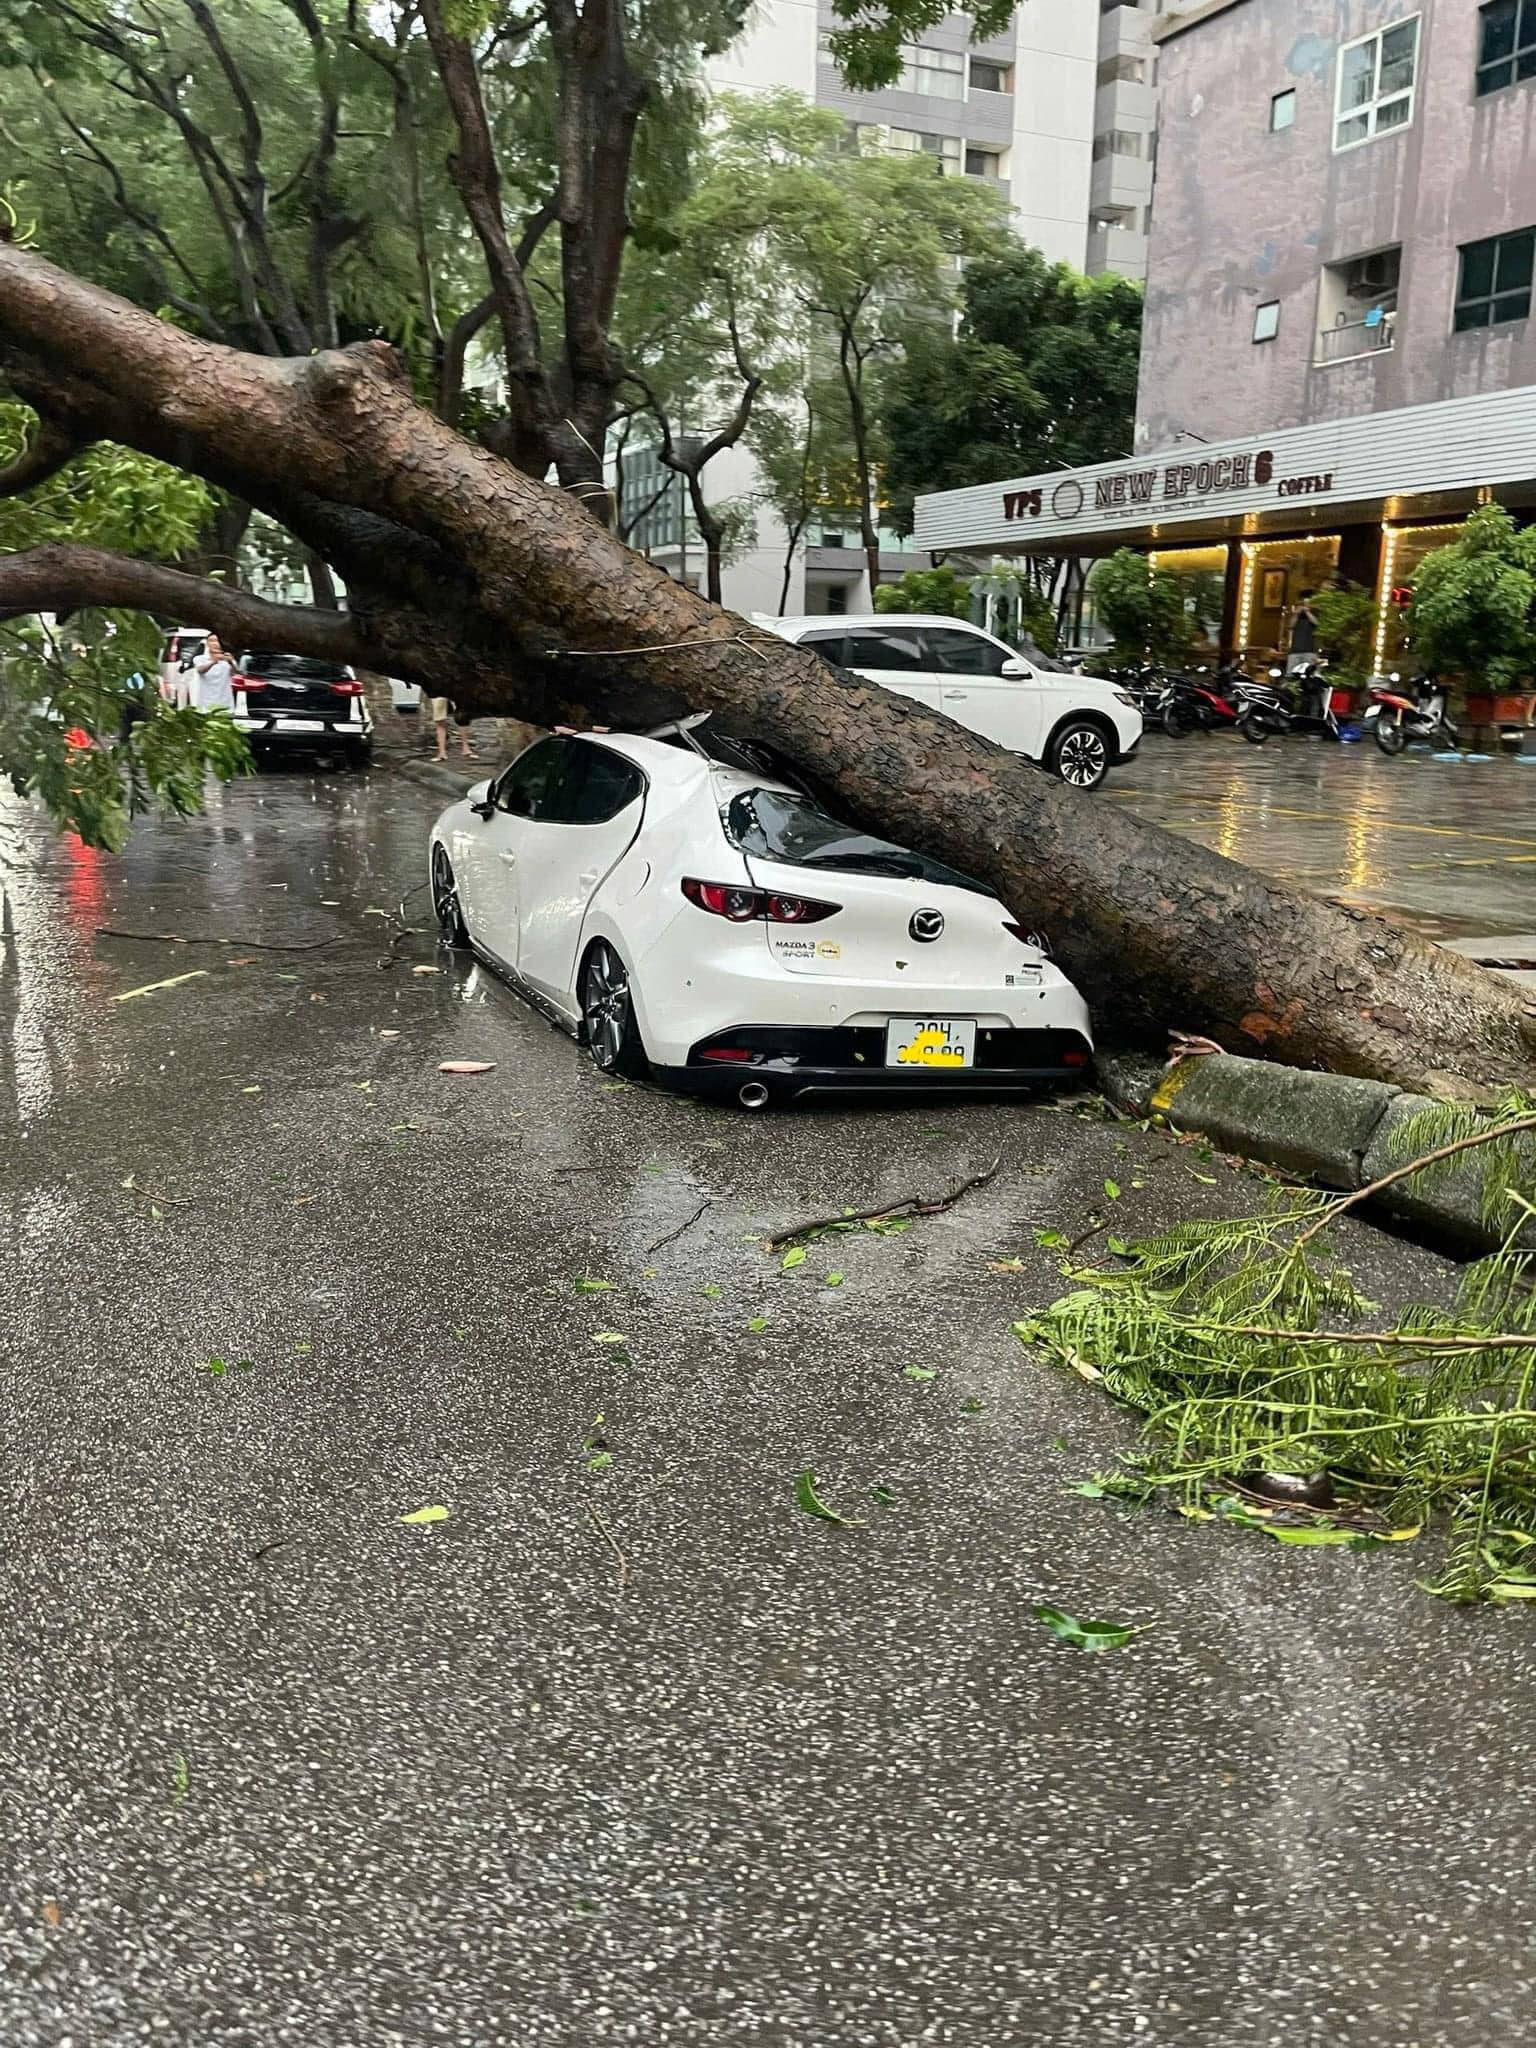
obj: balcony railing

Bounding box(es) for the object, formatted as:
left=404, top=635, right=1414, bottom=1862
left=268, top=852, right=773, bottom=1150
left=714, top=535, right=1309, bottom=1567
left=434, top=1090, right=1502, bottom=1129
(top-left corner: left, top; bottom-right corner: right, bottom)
left=1314, top=307, right=1396, bottom=366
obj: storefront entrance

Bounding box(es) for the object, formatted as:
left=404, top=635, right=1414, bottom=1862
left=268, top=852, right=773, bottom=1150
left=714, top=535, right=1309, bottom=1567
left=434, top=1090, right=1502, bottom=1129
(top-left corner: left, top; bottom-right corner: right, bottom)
left=1236, top=535, right=1341, bottom=664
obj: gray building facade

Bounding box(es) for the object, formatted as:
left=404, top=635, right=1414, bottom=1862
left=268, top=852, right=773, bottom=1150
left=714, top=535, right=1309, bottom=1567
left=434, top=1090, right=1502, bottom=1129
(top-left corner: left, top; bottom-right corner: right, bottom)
left=1137, top=0, right=1536, bottom=452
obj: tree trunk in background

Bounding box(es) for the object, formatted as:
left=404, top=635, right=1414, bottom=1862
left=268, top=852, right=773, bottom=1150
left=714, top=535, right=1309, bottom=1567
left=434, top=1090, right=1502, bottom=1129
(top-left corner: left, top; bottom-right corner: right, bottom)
left=2, top=243, right=1533, bottom=1092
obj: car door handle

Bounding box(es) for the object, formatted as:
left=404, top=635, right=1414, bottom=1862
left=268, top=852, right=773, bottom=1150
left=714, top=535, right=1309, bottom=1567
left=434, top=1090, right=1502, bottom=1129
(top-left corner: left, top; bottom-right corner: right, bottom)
left=943, top=689, right=969, bottom=701
left=578, top=869, right=600, bottom=888
left=498, top=850, right=517, bottom=866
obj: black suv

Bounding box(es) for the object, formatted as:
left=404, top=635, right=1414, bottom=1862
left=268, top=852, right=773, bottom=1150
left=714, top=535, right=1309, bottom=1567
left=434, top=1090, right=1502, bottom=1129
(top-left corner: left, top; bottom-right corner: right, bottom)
left=233, top=650, right=374, bottom=768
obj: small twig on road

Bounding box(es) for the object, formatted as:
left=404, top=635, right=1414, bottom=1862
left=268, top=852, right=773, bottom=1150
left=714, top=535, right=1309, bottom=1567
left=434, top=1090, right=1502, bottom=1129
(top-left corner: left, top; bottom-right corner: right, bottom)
left=96, top=926, right=346, bottom=953
left=646, top=1198, right=713, bottom=1256
left=585, top=1502, right=629, bottom=1590
left=767, top=1153, right=1002, bottom=1253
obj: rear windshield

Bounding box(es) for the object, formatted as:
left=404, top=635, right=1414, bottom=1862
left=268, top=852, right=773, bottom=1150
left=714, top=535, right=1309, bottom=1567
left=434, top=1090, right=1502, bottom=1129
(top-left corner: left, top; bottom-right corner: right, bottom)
left=722, top=787, right=988, bottom=894
left=240, top=651, right=351, bottom=680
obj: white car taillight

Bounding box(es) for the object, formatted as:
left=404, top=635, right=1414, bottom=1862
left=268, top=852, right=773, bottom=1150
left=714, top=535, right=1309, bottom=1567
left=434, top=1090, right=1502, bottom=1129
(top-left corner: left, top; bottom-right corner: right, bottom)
left=682, top=878, right=839, bottom=924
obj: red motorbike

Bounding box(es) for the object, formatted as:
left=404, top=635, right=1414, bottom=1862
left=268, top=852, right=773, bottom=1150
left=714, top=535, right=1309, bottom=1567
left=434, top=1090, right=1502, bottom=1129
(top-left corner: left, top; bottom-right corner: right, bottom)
left=1159, top=663, right=1249, bottom=736
left=1363, top=673, right=1458, bottom=755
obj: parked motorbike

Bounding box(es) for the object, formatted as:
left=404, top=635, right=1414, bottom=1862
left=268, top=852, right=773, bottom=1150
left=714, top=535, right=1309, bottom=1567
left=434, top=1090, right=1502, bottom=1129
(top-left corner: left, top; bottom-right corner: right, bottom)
left=1159, top=663, right=1250, bottom=736
left=1363, top=672, right=1458, bottom=756
left=1236, top=659, right=1341, bottom=745
left=1107, top=660, right=1176, bottom=720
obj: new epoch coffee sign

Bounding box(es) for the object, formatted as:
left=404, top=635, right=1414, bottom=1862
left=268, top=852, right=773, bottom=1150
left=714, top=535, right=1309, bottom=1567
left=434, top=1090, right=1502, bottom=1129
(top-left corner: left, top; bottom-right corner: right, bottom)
left=1004, top=447, right=1291, bottom=521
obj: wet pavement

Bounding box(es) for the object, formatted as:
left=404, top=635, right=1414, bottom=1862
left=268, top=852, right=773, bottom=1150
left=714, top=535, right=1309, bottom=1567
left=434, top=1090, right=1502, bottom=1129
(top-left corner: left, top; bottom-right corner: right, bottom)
left=6, top=768, right=1536, bottom=2046
left=1111, top=730, right=1536, bottom=939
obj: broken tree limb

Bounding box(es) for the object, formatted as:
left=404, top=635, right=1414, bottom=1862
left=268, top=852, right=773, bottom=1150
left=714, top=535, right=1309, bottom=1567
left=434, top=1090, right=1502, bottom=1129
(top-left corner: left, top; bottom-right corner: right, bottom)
left=768, top=1154, right=1002, bottom=1252
left=1, top=242, right=1533, bottom=1091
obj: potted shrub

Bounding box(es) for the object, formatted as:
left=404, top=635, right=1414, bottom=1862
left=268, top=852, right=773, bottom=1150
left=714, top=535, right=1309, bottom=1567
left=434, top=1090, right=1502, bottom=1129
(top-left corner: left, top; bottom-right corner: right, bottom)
left=1407, top=505, right=1536, bottom=724
left=1311, top=580, right=1376, bottom=716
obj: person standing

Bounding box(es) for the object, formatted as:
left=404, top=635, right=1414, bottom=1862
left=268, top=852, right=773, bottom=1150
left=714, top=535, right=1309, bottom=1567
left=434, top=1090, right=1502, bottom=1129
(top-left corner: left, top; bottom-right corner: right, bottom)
left=1286, top=591, right=1319, bottom=673
left=431, top=696, right=477, bottom=763
left=189, top=633, right=235, bottom=712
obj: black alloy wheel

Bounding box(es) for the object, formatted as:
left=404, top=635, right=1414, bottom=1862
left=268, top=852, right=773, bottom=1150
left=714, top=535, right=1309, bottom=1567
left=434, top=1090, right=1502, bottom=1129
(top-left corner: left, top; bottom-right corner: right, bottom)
left=580, top=940, right=649, bottom=1079
left=432, top=842, right=468, bottom=943
left=1049, top=720, right=1111, bottom=790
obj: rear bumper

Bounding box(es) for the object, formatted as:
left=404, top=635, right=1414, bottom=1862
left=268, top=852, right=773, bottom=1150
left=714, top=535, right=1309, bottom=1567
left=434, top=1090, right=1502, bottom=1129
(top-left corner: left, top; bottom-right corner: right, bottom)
left=236, top=715, right=371, bottom=751
left=657, top=1022, right=1093, bottom=1103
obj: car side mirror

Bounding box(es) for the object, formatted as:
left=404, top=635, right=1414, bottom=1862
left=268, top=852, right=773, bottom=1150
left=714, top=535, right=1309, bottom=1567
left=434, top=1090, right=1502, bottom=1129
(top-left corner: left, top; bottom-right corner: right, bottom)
left=467, top=777, right=495, bottom=818
left=999, top=656, right=1030, bottom=679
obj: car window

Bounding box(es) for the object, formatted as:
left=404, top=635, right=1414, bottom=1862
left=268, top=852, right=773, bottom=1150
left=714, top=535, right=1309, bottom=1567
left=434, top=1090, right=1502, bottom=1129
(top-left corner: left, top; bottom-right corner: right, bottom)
left=798, top=630, right=848, bottom=665
left=541, top=741, right=646, bottom=825
left=841, top=628, right=928, bottom=674
left=494, top=737, right=569, bottom=817
left=723, top=786, right=988, bottom=893
left=922, top=627, right=1014, bottom=678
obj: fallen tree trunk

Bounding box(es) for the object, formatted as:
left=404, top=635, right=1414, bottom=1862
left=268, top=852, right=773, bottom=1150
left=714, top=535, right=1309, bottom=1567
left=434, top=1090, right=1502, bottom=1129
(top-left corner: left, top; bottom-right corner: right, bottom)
left=0, top=243, right=1532, bottom=1093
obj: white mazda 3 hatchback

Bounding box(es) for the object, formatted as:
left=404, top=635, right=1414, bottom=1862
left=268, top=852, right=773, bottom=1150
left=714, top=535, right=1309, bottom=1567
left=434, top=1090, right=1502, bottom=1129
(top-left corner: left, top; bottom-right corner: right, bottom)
left=428, top=723, right=1093, bottom=1107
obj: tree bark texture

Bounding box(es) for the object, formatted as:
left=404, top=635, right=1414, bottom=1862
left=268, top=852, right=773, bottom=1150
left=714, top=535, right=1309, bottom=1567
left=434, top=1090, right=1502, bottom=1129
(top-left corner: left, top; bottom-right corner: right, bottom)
left=0, top=245, right=1532, bottom=1093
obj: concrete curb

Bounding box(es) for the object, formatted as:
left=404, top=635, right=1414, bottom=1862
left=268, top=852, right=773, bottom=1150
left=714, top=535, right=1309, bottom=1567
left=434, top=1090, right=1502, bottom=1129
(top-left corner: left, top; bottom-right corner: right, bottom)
left=1095, top=1048, right=1534, bottom=1253
left=393, top=758, right=485, bottom=804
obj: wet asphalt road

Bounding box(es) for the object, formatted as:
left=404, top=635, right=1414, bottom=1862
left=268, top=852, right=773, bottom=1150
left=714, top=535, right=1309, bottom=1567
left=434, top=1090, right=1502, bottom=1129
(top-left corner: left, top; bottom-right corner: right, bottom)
left=1111, top=731, right=1536, bottom=939
left=6, top=768, right=1536, bottom=2047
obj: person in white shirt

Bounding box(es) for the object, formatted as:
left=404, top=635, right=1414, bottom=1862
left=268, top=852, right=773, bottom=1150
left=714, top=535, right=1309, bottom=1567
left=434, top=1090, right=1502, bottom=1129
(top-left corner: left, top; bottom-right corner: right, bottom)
left=190, top=633, right=235, bottom=713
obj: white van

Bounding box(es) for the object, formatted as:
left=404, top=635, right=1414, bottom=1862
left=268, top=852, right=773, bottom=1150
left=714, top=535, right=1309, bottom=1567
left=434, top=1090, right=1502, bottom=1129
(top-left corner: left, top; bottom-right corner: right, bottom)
left=760, top=613, right=1142, bottom=790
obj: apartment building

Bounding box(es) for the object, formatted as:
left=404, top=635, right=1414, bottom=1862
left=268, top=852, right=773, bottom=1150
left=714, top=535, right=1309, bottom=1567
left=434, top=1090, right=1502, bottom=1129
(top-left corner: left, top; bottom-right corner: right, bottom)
left=1090, top=3, right=1157, bottom=283
left=913, top=0, right=1536, bottom=671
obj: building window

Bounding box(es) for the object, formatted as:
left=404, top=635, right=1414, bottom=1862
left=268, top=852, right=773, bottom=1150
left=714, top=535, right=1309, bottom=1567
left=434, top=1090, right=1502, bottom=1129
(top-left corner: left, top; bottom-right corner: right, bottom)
left=1454, top=228, right=1535, bottom=330
left=1477, top=0, right=1536, bottom=94
left=1096, top=55, right=1147, bottom=87
left=1270, top=88, right=1296, bottom=130
left=1253, top=300, right=1280, bottom=343
left=964, top=146, right=1003, bottom=180
left=969, top=56, right=1012, bottom=93
left=1092, top=129, right=1144, bottom=160
left=1334, top=15, right=1419, bottom=149
left=897, top=43, right=964, bottom=97
left=1315, top=247, right=1399, bottom=364
left=880, top=127, right=962, bottom=172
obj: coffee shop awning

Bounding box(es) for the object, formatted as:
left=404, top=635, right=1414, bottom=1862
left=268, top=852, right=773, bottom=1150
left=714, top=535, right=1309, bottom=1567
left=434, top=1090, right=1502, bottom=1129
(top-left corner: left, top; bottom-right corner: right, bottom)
left=910, top=381, right=1536, bottom=557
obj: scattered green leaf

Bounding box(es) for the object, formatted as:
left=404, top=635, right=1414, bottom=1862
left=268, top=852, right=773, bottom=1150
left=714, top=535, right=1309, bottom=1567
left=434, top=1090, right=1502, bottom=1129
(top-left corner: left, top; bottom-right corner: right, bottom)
left=870, top=1484, right=896, bottom=1506
left=586, top=1450, right=613, bottom=1473
left=171, top=1753, right=190, bottom=1806
left=574, top=1278, right=616, bottom=1293
left=824, top=1271, right=844, bottom=1288
left=592, top=1331, right=627, bottom=1345
left=1031, top=1604, right=1149, bottom=1652
left=794, top=1468, right=860, bottom=1526
left=701, top=1284, right=723, bottom=1299
left=747, top=1316, right=769, bottom=1333
left=960, top=1396, right=984, bottom=1414
left=782, top=1246, right=807, bottom=1270
left=1103, top=1179, right=1121, bottom=1202
left=399, top=1504, right=450, bottom=1525
left=1190, top=1172, right=1219, bottom=1185
left=1034, top=1228, right=1067, bottom=1249
left=903, top=1364, right=936, bottom=1382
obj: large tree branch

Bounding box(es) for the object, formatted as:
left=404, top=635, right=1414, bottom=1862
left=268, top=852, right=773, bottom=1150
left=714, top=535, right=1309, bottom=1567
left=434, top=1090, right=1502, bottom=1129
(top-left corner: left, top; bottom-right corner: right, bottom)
left=419, top=0, right=562, bottom=470
left=0, top=543, right=366, bottom=661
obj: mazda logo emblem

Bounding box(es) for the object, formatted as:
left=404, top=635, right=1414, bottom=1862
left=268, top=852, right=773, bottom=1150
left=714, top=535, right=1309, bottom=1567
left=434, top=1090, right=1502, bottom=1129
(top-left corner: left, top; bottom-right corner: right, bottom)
left=909, top=909, right=945, bottom=943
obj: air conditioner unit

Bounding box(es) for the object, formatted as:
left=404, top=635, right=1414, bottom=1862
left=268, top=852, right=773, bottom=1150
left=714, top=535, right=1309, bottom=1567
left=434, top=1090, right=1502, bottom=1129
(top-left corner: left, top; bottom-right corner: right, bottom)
left=1345, top=251, right=1399, bottom=298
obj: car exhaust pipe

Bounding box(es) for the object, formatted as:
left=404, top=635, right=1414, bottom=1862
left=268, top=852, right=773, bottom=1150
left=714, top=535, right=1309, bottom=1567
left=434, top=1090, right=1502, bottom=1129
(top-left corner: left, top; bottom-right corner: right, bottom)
left=737, top=1080, right=771, bottom=1111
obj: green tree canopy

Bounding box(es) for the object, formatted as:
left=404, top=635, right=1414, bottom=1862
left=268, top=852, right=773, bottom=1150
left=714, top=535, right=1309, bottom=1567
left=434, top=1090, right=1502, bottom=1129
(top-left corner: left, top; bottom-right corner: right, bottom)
left=881, top=245, right=1142, bottom=533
